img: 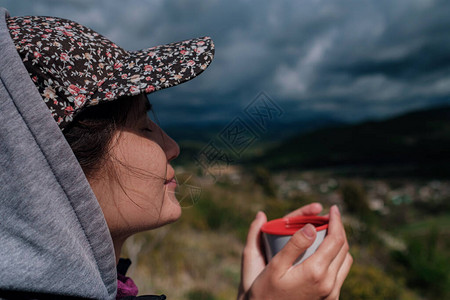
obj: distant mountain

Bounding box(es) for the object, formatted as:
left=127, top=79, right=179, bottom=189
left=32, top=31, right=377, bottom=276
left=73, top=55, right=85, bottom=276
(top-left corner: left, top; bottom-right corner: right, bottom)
left=164, top=117, right=345, bottom=165
left=164, top=117, right=344, bottom=143
left=251, top=105, right=450, bottom=177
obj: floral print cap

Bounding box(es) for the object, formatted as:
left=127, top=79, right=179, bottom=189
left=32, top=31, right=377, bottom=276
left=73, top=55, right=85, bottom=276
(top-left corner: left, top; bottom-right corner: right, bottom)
left=7, top=15, right=214, bottom=129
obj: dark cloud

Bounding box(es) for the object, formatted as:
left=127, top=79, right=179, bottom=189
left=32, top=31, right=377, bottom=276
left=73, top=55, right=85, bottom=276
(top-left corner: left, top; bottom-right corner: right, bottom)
left=330, top=43, right=450, bottom=80
left=3, top=0, right=450, bottom=124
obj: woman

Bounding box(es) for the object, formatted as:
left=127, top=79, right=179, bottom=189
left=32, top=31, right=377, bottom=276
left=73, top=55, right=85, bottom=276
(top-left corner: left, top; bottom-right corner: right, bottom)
left=0, top=8, right=352, bottom=299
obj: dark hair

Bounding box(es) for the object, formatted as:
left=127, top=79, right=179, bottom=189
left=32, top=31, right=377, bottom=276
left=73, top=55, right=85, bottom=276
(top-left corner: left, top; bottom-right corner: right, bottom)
left=63, top=96, right=137, bottom=179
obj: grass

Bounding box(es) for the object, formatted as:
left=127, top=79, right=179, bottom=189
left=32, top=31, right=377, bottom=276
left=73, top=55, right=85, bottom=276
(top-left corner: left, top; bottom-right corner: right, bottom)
left=394, top=214, right=450, bottom=236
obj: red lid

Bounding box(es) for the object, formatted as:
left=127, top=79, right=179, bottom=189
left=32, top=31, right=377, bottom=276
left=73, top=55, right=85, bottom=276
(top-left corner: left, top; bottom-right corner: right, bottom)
left=261, top=216, right=329, bottom=235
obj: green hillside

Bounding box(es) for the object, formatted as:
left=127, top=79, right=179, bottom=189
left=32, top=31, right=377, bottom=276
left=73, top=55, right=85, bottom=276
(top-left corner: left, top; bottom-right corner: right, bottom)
left=253, top=105, right=450, bottom=177
left=165, top=118, right=344, bottom=166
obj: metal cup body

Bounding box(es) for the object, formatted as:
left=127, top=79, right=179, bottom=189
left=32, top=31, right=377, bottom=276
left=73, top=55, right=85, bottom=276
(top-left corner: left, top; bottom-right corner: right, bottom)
left=263, top=228, right=327, bottom=265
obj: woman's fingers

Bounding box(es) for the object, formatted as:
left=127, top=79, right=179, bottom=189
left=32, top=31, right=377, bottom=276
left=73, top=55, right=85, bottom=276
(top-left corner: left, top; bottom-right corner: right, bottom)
left=245, top=211, right=267, bottom=256
left=302, top=205, right=350, bottom=299
left=325, top=253, right=354, bottom=300
left=321, top=235, right=349, bottom=298
left=338, top=254, right=353, bottom=289
left=271, top=223, right=317, bottom=272
left=326, top=208, right=350, bottom=284
left=240, top=211, right=267, bottom=292
left=311, top=205, right=346, bottom=267
left=284, top=202, right=323, bottom=218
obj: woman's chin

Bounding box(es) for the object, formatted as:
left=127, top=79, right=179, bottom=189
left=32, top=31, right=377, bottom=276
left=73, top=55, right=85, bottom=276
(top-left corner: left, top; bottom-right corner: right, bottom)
left=162, top=195, right=182, bottom=224
left=170, top=201, right=182, bottom=222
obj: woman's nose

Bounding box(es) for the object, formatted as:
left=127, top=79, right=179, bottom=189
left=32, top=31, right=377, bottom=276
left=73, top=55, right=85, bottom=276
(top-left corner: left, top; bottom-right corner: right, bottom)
left=159, top=129, right=180, bottom=162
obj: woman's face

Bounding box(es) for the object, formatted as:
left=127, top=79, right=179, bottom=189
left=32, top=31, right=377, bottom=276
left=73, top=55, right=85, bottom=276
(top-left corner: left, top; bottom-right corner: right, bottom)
left=89, top=94, right=181, bottom=240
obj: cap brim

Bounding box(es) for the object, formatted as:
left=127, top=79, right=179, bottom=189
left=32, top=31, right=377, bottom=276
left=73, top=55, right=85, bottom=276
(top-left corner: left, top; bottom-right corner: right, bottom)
left=94, top=36, right=214, bottom=102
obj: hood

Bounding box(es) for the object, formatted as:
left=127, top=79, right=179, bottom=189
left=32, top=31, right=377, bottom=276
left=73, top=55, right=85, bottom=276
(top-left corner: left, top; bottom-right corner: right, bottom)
left=0, top=8, right=116, bottom=299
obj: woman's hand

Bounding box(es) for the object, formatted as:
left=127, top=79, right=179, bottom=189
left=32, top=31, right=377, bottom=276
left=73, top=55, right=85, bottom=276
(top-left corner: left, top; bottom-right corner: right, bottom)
left=237, top=203, right=323, bottom=299
left=237, top=204, right=353, bottom=300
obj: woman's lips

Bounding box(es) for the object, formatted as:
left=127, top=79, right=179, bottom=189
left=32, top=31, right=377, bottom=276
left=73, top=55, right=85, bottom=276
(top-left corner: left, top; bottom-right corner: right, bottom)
left=165, top=165, right=177, bottom=186
left=164, top=177, right=177, bottom=186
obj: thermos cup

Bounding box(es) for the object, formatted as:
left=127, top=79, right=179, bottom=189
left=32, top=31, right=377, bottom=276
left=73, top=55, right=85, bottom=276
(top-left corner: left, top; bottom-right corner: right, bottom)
left=261, top=215, right=329, bottom=265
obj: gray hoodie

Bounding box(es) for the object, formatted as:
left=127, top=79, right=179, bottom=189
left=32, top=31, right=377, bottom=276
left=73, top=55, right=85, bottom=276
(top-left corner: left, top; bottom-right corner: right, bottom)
left=0, top=7, right=117, bottom=299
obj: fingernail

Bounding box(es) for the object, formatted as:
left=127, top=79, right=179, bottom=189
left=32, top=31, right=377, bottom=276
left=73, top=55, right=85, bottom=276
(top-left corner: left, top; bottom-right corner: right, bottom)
left=301, top=224, right=316, bottom=240
left=256, top=211, right=264, bottom=220
left=332, top=205, right=341, bottom=216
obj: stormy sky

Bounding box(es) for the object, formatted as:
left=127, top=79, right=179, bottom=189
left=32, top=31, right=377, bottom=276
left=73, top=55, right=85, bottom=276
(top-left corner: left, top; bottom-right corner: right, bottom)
left=3, top=0, right=450, bottom=125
